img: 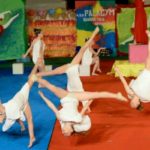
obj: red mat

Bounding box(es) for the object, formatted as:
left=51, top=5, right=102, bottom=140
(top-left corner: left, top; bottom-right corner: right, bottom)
left=48, top=60, right=150, bottom=150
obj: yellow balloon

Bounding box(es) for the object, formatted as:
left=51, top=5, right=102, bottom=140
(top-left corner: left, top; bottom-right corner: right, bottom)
left=56, top=8, right=63, bottom=14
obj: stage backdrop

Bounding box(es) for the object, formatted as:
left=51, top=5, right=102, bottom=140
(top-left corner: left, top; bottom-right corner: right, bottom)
left=117, top=6, right=150, bottom=54
left=76, top=0, right=116, bottom=57
left=0, top=0, right=25, bottom=60
left=27, top=8, right=76, bottom=57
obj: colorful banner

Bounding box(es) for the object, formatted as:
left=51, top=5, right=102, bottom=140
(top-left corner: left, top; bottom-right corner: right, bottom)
left=76, top=0, right=116, bottom=57
left=27, top=9, right=76, bottom=58
left=0, top=0, right=25, bottom=60
left=117, top=6, right=150, bottom=54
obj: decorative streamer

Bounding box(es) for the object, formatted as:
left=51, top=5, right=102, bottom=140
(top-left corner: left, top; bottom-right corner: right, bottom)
left=27, top=9, right=76, bottom=57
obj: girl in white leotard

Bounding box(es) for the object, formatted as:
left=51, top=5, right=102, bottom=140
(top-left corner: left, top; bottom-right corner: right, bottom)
left=32, top=39, right=45, bottom=64
left=37, top=77, right=127, bottom=136
left=0, top=63, right=39, bottom=148
left=37, top=27, right=100, bottom=111
left=82, top=39, right=103, bottom=75
left=114, top=29, right=150, bottom=110
left=23, top=28, right=45, bottom=72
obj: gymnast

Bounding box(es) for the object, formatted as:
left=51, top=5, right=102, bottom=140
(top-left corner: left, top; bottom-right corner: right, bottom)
left=36, top=27, right=100, bottom=112
left=114, top=30, right=150, bottom=110
left=0, top=63, right=39, bottom=148
left=35, top=76, right=127, bottom=136
left=81, top=38, right=104, bottom=75
left=22, top=28, right=45, bottom=72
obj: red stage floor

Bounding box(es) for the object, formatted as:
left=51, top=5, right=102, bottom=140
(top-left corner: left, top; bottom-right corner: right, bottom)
left=48, top=60, right=150, bottom=150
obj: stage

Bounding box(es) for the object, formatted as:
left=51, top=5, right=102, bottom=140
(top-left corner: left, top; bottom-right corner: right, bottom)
left=48, top=60, right=150, bottom=150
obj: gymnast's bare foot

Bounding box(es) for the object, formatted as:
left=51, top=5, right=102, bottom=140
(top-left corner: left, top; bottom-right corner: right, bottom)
left=92, top=72, right=99, bottom=76
left=117, top=92, right=128, bottom=102
left=97, top=68, right=102, bottom=73
left=28, top=137, right=36, bottom=148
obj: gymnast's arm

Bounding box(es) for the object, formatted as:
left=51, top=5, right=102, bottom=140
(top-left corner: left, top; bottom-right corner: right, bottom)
left=2, top=119, right=15, bottom=132
left=38, top=91, right=60, bottom=120
left=82, top=26, right=99, bottom=50
left=97, top=47, right=105, bottom=55
left=22, top=40, right=34, bottom=58
left=91, top=47, right=105, bottom=56
left=114, top=67, right=134, bottom=96
left=90, top=47, right=98, bottom=56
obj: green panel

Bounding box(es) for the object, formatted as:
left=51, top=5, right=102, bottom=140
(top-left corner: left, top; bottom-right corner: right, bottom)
left=0, top=0, right=25, bottom=60
left=100, top=0, right=115, bottom=7
left=117, top=7, right=150, bottom=53
left=117, top=8, right=134, bottom=44
left=0, top=0, right=24, bottom=10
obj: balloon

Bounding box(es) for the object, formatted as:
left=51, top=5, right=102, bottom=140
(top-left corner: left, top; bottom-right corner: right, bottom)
left=37, top=10, right=47, bottom=18
left=56, top=8, right=63, bottom=15
left=27, top=9, right=36, bottom=16
left=48, top=9, right=55, bottom=15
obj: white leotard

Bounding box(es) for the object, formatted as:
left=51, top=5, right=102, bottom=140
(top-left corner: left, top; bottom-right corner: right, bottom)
left=82, top=47, right=93, bottom=65
left=32, top=39, right=45, bottom=64
left=129, top=69, right=150, bottom=102
left=66, top=64, right=84, bottom=91
left=2, top=83, right=29, bottom=132
left=65, top=64, right=88, bottom=106
left=59, top=93, right=82, bottom=123
left=59, top=94, right=91, bottom=133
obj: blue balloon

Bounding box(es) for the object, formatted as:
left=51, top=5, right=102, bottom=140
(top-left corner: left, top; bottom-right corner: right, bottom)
left=48, top=9, right=55, bottom=15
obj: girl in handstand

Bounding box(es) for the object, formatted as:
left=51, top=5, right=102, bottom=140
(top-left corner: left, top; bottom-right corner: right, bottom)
left=35, top=77, right=127, bottom=136
left=114, top=30, right=150, bottom=109
left=36, top=27, right=100, bottom=112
